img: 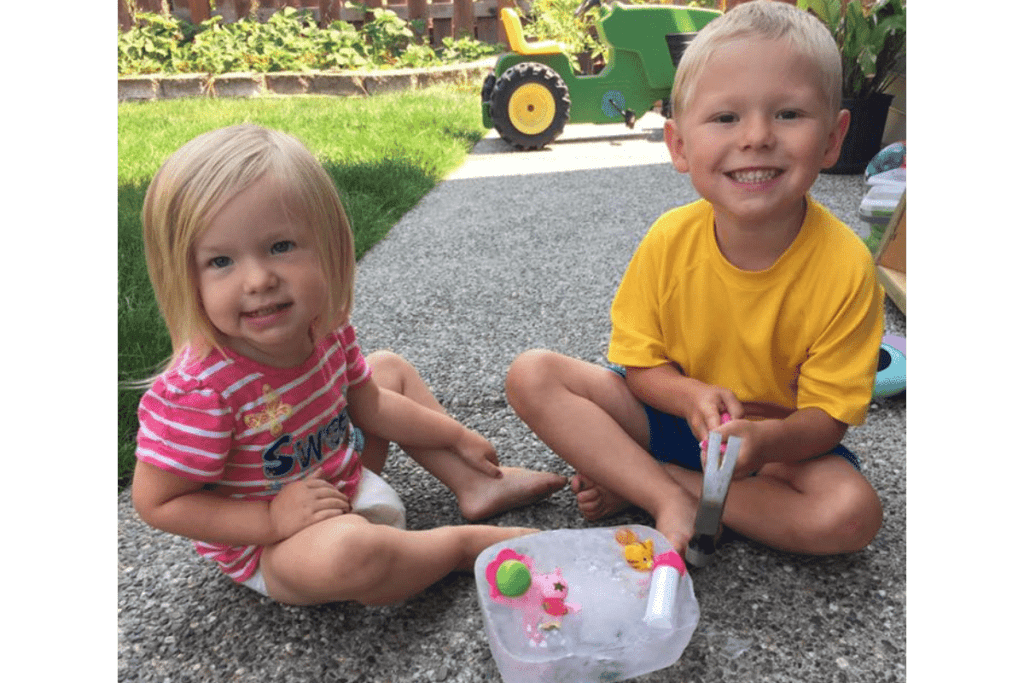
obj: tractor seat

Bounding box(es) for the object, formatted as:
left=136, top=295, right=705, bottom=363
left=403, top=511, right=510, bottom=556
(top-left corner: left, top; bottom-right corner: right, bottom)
left=500, top=8, right=563, bottom=56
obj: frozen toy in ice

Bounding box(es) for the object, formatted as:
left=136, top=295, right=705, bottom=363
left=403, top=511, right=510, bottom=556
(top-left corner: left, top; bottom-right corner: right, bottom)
left=485, top=548, right=580, bottom=642
left=616, top=528, right=654, bottom=570
left=474, top=525, right=700, bottom=683
left=615, top=528, right=687, bottom=630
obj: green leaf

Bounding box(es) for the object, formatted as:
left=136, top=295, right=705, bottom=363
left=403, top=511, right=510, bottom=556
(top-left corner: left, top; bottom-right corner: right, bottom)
left=798, top=0, right=842, bottom=32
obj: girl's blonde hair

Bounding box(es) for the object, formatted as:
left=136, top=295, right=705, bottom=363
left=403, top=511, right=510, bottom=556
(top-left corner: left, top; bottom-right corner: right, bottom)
left=671, top=0, right=843, bottom=119
left=142, top=123, right=355, bottom=374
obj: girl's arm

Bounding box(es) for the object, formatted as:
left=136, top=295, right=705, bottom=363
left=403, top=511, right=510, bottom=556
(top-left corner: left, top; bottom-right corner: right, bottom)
left=347, top=376, right=501, bottom=477
left=131, top=461, right=351, bottom=547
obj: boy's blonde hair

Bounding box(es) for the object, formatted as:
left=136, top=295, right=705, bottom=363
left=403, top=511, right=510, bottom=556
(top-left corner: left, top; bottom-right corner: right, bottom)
left=142, top=123, right=356, bottom=371
left=671, top=0, right=843, bottom=119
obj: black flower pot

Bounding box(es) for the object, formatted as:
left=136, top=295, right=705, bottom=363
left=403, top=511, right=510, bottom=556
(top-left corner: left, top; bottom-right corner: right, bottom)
left=824, top=92, right=895, bottom=175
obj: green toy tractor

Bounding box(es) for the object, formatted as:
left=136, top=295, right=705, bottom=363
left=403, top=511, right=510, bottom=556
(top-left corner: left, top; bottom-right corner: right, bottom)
left=481, top=1, right=721, bottom=150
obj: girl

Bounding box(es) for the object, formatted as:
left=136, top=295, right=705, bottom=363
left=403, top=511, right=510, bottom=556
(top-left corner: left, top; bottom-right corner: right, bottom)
left=132, top=123, right=566, bottom=606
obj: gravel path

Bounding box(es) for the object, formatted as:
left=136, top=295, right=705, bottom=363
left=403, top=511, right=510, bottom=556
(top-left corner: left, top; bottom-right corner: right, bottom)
left=118, top=117, right=906, bottom=682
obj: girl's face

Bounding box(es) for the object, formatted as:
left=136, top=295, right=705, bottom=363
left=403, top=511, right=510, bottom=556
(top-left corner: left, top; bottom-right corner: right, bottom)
left=665, top=37, right=848, bottom=235
left=193, top=175, right=328, bottom=367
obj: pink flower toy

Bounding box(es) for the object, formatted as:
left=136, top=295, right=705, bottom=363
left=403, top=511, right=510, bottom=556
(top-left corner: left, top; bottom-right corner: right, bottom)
left=484, top=549, right=579, bottom=642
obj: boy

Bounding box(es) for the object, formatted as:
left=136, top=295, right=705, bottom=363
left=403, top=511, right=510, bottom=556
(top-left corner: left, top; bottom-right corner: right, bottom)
left=505, top=0, right=885, bottom=556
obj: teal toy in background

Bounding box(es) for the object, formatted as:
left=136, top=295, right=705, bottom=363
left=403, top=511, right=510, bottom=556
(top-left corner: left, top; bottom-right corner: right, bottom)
left=874, top=335, right=906, bottom=398
left=864, top=141, right=906, bottom=181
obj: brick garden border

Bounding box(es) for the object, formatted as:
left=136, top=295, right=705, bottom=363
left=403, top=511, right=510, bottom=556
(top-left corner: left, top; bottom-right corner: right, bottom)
left=118, top=60, right=494, bottom=102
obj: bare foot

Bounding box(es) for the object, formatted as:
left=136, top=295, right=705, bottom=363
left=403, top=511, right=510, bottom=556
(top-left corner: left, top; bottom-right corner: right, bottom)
left=652, top=491, right=700, bottom=554
left=570, top=473, right=632, bottom=521
left=456, top=525, right=537, bottom=571
left=570, top=473, right=700, bottom=554
left=457, top=467, right=567, bottom=522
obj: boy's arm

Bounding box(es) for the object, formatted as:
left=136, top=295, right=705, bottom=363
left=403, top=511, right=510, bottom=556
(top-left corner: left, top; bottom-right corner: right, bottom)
left=625, top=364, right=847, bottom=477
left=624, top=363, right=744, bottom=443
left=719, top=407, right=848, bottom=478
left=132, top=461, right=350, bottom=547
left=346, top=377, right=501, bottom=478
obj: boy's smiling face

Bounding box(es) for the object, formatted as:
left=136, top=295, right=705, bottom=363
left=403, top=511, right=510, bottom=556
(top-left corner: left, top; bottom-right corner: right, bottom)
left=665, top=37, right=849, bottom=234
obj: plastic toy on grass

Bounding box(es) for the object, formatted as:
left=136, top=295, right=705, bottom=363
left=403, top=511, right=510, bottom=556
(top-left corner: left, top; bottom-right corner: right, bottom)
left=475, top=525, right=699, bottom=683
left=481, top=1, right=721, bottom=150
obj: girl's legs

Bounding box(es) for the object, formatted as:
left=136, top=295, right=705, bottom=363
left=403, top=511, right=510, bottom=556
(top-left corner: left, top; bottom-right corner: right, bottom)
left=505, top=349, right=700, bottom=553
left=260, top=513, right=535, bottom=605
left=361, top=351, right=566, bottom=521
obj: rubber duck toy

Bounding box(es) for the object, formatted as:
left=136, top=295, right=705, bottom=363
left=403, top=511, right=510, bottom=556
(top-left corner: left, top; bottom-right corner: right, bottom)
left=616, top=528, right=655, bottom=571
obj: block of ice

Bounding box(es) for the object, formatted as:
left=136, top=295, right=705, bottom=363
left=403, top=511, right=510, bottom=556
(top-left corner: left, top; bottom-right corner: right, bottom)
left=474, top=525, right=699, bottom=683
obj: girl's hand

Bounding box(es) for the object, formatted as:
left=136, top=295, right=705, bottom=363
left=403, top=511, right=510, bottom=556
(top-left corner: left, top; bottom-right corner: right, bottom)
left=453, top=428, right=502, bottom=479
left=269, top=467, right=351, bottom=541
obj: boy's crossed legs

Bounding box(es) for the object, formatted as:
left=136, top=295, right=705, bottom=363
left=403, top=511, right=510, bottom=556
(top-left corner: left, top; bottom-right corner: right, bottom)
left=505, top=350, right=882, bottom=556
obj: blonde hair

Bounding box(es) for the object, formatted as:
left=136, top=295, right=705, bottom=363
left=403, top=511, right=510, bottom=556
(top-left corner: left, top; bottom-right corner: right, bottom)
left=142, top=123, right=356, bottom=375
left=671, top=0, right=843, bottom=119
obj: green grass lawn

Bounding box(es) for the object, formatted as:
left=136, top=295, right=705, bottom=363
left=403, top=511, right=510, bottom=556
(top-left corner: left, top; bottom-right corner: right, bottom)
left=118, top=87, right=485, bottom=489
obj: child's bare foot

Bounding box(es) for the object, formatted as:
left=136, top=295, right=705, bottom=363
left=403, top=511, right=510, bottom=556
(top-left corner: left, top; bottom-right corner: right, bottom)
left=653, top=491, right=700, bottom=555
left=570, top=473, right=632, bottom=520
left=457, top=467, right=567, bottom=522
left=571, top=473, right=699, bottom=554
left=456, top=525, right=537, bottom=571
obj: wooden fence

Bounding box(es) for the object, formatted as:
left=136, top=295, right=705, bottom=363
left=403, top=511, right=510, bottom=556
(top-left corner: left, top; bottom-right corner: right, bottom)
left=118, top=0, right=521, bottom=48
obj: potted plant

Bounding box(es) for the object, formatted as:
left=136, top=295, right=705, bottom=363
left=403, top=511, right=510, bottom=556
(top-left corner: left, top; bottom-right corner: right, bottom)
left=797, top=0, right=906, bottom=174
left=519, top=0, right=604, bottom=74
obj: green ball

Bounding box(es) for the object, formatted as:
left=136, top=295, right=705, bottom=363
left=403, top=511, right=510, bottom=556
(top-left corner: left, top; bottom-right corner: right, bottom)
left=495, top=560, right=531, bottom=597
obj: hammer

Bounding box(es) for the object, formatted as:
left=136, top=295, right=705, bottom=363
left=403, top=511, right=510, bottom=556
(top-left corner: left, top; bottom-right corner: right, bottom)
left=684, top=430, right=742, bottom=568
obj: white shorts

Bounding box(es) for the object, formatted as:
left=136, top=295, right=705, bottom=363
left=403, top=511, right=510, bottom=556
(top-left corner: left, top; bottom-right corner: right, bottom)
left=241, top=469, right=406, bottom=596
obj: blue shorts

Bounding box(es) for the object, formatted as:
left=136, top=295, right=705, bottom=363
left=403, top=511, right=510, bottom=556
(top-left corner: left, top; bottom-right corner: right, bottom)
left=606, top=365, right=860, bottom=472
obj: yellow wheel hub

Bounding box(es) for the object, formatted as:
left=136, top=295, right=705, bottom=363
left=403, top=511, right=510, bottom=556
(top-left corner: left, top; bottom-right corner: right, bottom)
left=508, top=83, right=556, bottom=135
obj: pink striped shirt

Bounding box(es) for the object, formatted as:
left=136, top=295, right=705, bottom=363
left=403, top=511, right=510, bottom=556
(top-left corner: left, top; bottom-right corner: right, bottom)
left=135, top=323, right=372, bottom=583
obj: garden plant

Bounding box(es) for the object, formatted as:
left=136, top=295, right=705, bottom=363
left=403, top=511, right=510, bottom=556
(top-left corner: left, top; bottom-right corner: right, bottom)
left=118, top=6, right=503, bottom=75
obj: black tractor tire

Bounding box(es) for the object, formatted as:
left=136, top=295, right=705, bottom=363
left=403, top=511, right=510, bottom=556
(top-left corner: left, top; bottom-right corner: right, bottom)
left=489, top=62, right=571, bottom=151
left=481, top=71, right=496, bottom=104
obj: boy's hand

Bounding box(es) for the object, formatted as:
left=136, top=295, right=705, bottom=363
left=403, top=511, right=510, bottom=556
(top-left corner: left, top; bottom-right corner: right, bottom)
left=269, top=467, right=351, bottom=541
left=685, top=384, right=745, bottom=445
left=454, top=428, right=502, bottom=479
left=705, top=418, right=766, bottom=480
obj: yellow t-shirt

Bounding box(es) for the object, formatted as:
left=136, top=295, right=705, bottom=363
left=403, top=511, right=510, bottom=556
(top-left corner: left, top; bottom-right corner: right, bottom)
left=609, top=198, right=884, bottom=426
